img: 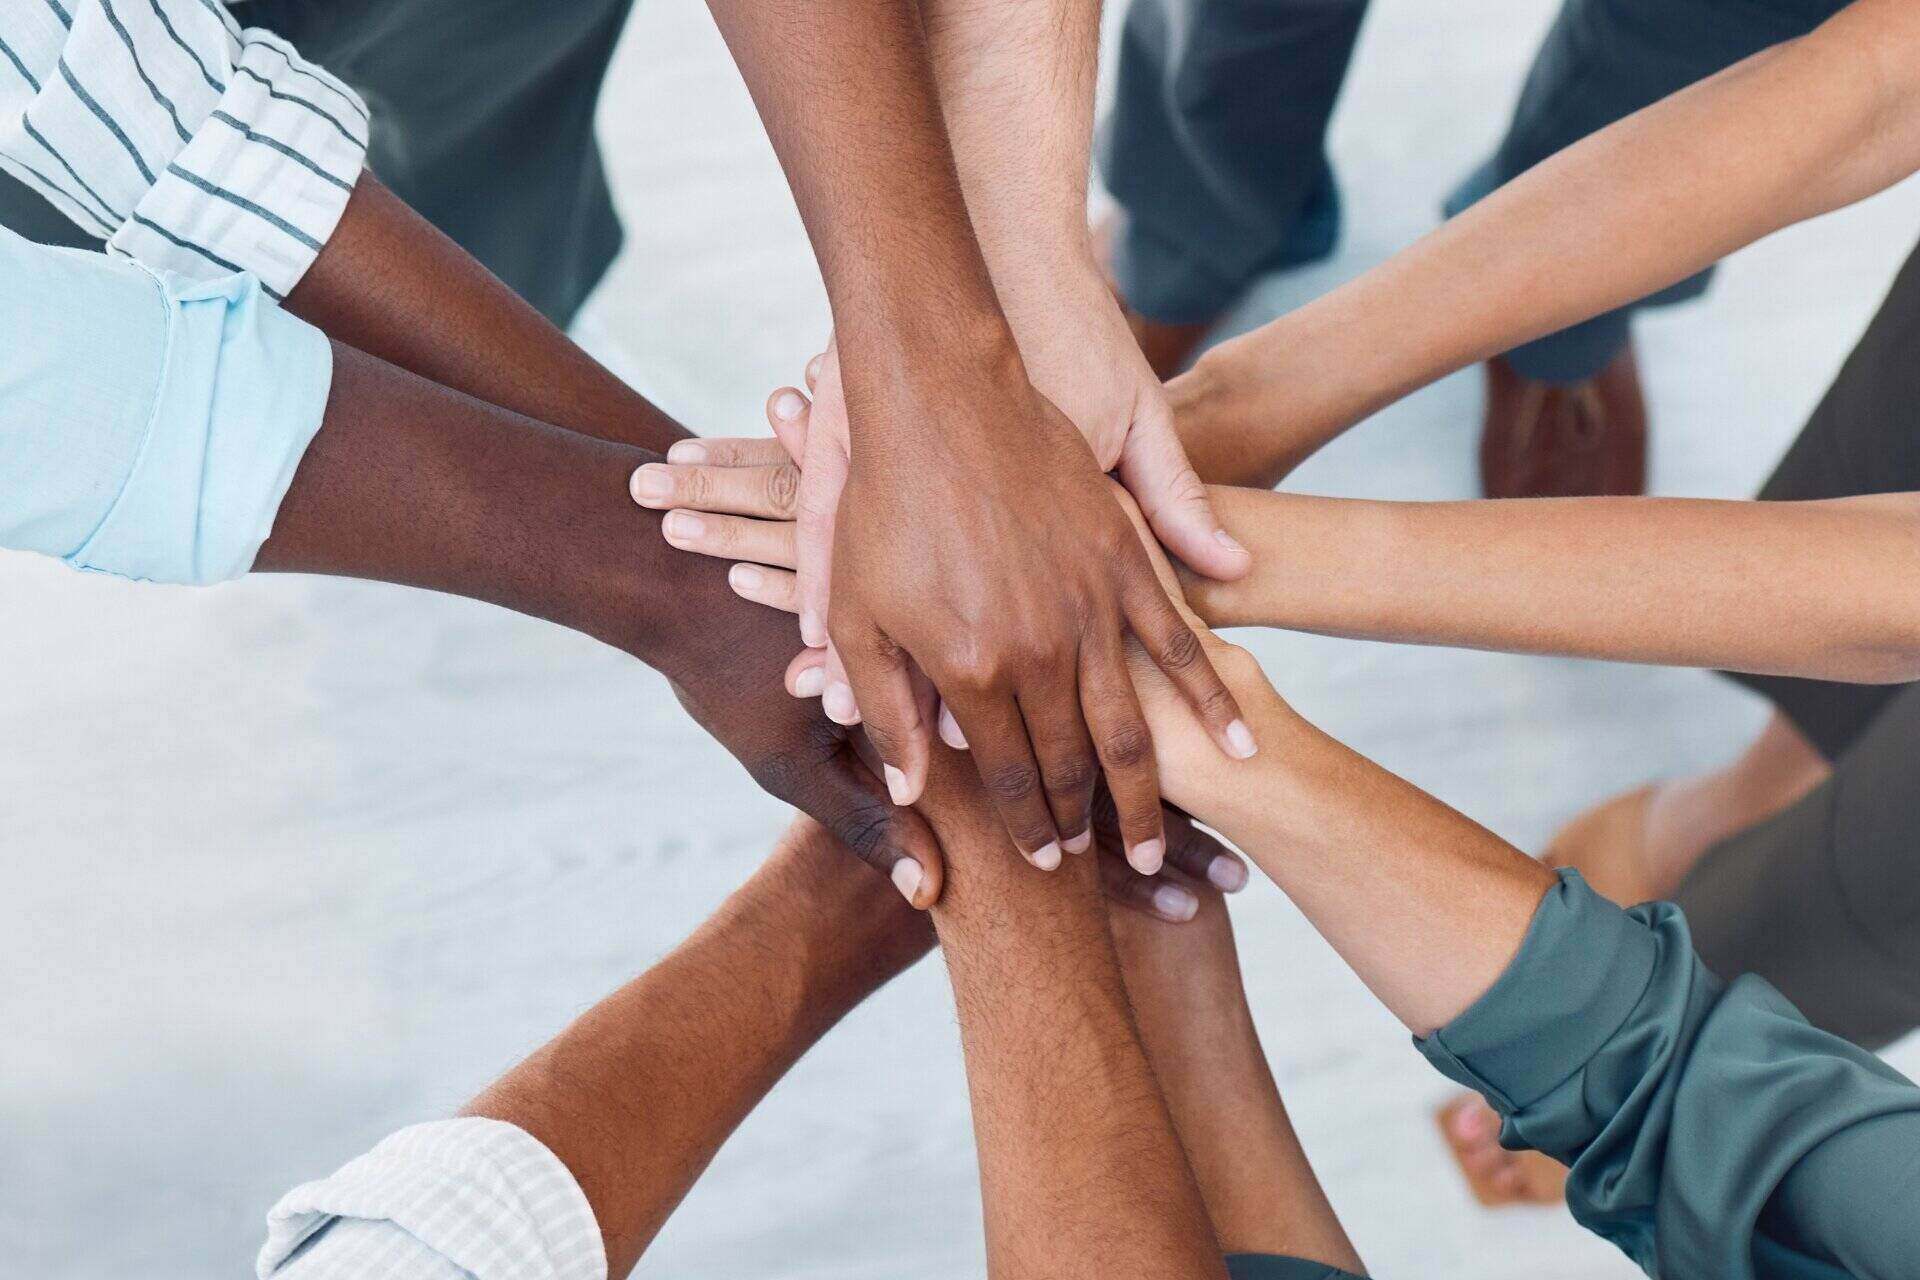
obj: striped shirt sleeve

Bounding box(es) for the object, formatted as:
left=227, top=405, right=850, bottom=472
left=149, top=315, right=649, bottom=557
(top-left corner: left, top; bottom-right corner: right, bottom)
left=0, top=0, right=367, bottom=299
left=258, top=1119, right=608, bottom=1280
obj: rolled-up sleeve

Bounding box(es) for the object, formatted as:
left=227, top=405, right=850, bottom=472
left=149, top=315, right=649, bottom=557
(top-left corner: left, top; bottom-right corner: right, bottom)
left=0, top=223, right=329, bottom=583
left=259, top=1119, right=606, bottom=1280
left=0, top=1, right=367, bottom=297
left=1417, top=869, right=1920, bottom=1279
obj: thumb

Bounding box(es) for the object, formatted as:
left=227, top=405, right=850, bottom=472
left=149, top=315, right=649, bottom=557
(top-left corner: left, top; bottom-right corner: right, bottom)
left=796, top=742, right=946, bottom=909
left=1118, top=408, right=1252, bottom=582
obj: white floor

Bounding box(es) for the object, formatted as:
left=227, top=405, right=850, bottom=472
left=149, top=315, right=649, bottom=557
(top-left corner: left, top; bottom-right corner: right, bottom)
left=6, top=2, right=1920, bottom=1276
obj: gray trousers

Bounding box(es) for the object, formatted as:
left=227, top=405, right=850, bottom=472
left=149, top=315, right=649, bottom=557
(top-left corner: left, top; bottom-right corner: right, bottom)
left=1100, top=0, right=1846, bottom=381
left=0, top=0, right=635, bottom=327
left=1675, top=237, right=1920, bottom=1051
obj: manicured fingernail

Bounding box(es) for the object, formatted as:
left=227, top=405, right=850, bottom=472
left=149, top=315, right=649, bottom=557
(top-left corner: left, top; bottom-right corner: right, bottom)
left=1214, top=527, right=1248, bottom=555
left=1207, top=855, right=1249, bottom=893
left=1128, top=838, right=1165, bottom=876
left=1154, top=883, right=1199, bottom=922
left=1063, top=829, right=1092, bottom=855
left=800, top=611, right=827, bottom=648
left=937, top=704, right=968, bottom=750
left=663, top=510, right=704, bottom=540
left=891, top=859, right=923, bottom=906
left=667, top=440, right=707, bottom=464
left=729, top=563, right=764, bottom=593
left=792, top=665, right=827, bottom=698
left=631, top=464, right=671, bottom=503
left=884, top=763, right=911, bottom=805
left=1225, top=719, right=1258, bottom=759
left=823, top=682, right=859, bottom=724
left=772, top=390, right=806, bottom=421
left=1031, top=841, right=1062, bottom=871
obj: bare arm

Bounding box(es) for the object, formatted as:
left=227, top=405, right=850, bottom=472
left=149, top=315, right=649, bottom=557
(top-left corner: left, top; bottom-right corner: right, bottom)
left=1187, top=486, right=1920, bottom=684
left=918, top=755, right=1227, bottom=1279
left=466, top=819, right=933, bottom=1276
left=1173, top=0, right=1920, bottom=487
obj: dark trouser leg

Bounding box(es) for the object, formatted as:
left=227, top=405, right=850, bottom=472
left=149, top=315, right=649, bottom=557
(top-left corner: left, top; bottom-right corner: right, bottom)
left=1449, top=0, right=1846, bottom=382
left=1097, top=0, right=1370, bottom=324
left=1226, top=1254, right=1365, bottom=1280
left=1674, top=235, right=1920, bottom=1048
left=0, top=171, right=103, bottom=250
left=1676, top=682, right=1920, bottom=1049
left=246, top=0, right=635, bottom=327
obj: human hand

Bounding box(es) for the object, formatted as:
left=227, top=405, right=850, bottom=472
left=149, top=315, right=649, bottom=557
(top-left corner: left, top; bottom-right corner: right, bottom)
left=640, top=361, right=1257, bottom=875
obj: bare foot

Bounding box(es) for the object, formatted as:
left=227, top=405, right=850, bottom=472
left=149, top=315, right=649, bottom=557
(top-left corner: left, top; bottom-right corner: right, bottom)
left=1433, top=711, right=1833, bottom=1209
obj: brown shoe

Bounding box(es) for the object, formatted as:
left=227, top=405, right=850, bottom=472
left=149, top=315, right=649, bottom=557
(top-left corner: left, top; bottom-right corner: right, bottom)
left=1480, top=345, right=1647, bottom=498
left=1093, top=214, right=1216, bottom=380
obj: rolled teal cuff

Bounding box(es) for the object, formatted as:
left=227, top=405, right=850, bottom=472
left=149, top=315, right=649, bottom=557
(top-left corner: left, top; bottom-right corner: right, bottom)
left=68, top=267, right=332, bottom=584
left=1416, top=869, right=1658, bottom=1114
left=1225, top=1254, right=1363, bottom=1280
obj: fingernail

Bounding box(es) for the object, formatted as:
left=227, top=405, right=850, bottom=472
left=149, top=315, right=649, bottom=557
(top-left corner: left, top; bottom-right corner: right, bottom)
left=667, top=440, right=707, bottom=464
left=1031, top=841, right=1062, bottom=871
left=1153, top=883, right=1199, bottom=922
left=772, top=390, right=806, bottom=421
left=891, top=859, right=924, bottom=906
left=1214, top=527, right=1248, bottom=555
left=824, top=682, right=859, bottom=724
left=793, top=665, right=827, bottom=698
left=1207, top=855, right=1249, bottom=893
left=730, top=563, right=764, bottom=592
left=937, top=704, right=968, bottom=750
left=1128, top=838, right=1165, bottom=876
left=1225, top=719, right=1258, bottom=760
left=631, top=464, right=671, bottom=503
left=800, top=611, right=827, bottom=648
left=884, top=763, right=911, bottom=805
left=1062, top=829, right=1092, bottom=855
left=663, top=510, right=704, bottom=540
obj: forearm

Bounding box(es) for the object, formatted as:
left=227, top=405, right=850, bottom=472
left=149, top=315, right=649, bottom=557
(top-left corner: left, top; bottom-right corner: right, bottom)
left=922, top=759, right=1225, bottom=1279
left=1189, top=487, right=1920, bottom=683
left=285, top=174, right=692, bottom=451
left=702, top=0, right=1022, bottom=408
left=466, top=825, right=934, bottom=1276
left=1179, top=0, right=1920, bottom=485
left=1188, top=694, right=1554, bottom=1038
left=921, top=0, right=1106, bottom=343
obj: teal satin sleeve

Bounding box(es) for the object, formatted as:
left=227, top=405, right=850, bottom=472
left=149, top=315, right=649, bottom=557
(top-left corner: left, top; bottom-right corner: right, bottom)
left=1, top=226, right=330, bottom=585
left=1417, top=869, right=1920, bottom=1279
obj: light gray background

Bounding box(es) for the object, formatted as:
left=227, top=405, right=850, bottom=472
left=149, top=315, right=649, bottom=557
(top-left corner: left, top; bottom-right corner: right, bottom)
left=4, top=1, right=1918, bottom=1276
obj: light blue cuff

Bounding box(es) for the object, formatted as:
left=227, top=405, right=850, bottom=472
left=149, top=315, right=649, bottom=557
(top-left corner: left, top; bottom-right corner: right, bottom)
left=0, top=226, right=331, bottom=586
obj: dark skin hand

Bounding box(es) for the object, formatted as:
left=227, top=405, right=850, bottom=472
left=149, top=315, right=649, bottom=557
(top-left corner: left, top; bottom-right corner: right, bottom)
left=252, top=338, right=946, bottom=903
left=277, top=172, right=1245, bottom=903
left=697, top=0, right=1254, bottom=866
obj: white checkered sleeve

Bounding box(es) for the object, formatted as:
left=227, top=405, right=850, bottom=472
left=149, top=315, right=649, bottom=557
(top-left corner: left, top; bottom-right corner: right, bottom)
left=258, top=1119, right=606, bottom=1280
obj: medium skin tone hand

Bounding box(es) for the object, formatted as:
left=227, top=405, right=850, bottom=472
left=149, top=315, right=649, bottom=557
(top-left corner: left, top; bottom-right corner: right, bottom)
left=919, top=748, right=1228, bottom=1280
left=642, top=438, right=1920, bottom=687
left=1165, top=0, right=1920, bottom=489
left=696, top=0, right=1251, bottom=869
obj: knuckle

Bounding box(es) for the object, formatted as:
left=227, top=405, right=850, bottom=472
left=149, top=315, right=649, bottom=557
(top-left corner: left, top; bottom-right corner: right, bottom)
left=1041, top=751, right=1098, bottom=798
left=1156, top=621, right=1206, bottom=672
left=982, top=759, right=1042, bottom=805
left=1100, top=720, right=1155, bottom=771
left=763, top=463, right=800, bottom=516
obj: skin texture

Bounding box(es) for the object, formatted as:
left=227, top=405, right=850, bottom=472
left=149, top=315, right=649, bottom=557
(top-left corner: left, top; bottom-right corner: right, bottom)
left=465, top=817, right=934, bottom=1278
left=1165, top=0, right=1920, bottom=489
left=643, top=448, right=1920, bottom=689
left=920, top=749, right=1230, bottom=1280
left=694, top=0, right=1249, bottom=861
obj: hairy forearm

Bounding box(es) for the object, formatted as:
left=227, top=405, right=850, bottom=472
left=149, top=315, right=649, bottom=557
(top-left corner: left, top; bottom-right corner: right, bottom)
left=1189, top=699, right=1554, bottom=1039
left=466, top=826, right=934, bottom=1276
left=1189, top=487, right=1920, bottom=683
left=921, top=0, right=1105, bottom=330
left=1180, top=0, right=1920, bottom=484
left=923, top=759, right=1225, bottom=1279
